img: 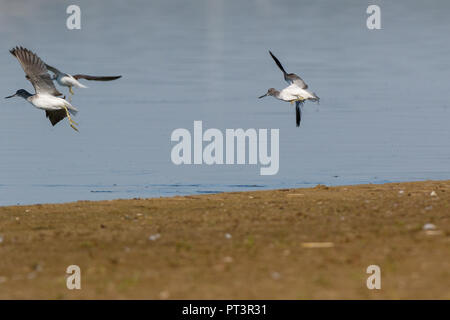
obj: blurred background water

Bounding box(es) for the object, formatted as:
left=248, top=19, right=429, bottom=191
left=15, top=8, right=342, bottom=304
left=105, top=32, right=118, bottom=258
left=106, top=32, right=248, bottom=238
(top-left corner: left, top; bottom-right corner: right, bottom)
left=0, top=0, right=449, bottom=205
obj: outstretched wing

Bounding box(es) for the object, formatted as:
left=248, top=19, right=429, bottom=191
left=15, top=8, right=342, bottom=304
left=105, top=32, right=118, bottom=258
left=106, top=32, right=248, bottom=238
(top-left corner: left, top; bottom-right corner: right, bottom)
left=73, top=74, right=122, bottom=81
left=295, top=101, right=303, bottom=127
left=289, top=75, right=308, bottom=89
left=10, top=47, right=62, bottom=96
left=269, top=50, right=288, bottom=75
left=45, top=64, right=63, bottom=76
left=45, top=110, right=67, bottom=126
left=269, top=50, right=308, bottom=89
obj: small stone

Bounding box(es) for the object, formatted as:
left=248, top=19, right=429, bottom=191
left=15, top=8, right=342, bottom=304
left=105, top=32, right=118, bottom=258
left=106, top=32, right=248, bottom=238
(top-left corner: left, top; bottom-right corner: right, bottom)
left=287, top=193, right=304, bottom=197
left=398, top=190, right=404, bottom=194
left=423, top=223, right=436, bottom=230
left=302, top=242, right=334, bottom=248
left=0, top=235, right=3, bottom=244
left=148, top=233, right=161, bottom=241
left=33, top=263, right=43, bottom=272
left=159, top=290, right=170, bottom=300
left=225, top=233, right=232, bottom=239
left=271, top=272, right=281, bottom=280
left=430, top=191, right=437, bottom=197
left=223, top=256, right=233, bottom=263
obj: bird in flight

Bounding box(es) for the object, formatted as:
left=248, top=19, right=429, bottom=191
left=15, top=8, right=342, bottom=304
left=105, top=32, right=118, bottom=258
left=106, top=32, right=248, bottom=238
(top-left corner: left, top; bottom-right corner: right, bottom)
left=6, top=46, right=79, bottom=131
left=45, top=64, right=121, bottom=97
left=259, top=86, right=310, bottom=127
left=259, top=51, right=319, bottom=127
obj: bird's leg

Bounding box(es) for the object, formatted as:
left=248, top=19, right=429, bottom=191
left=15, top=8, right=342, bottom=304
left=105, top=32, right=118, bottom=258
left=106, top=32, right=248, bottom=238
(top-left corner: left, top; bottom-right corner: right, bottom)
left=67, top=87, right=74, bottom=103
left=61, top=106, right=79, bottom=132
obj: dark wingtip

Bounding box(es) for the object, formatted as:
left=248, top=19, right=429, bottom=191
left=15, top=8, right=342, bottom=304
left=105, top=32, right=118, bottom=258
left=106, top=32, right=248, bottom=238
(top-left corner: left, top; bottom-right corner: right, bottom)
left=10, top=46, right=27, bottom=57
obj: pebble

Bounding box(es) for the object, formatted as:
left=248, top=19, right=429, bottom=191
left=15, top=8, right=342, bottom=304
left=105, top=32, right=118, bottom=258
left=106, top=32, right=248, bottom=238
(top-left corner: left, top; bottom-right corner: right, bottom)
left=224, top=233, right=232, bottom=239
left=423, top=223, right=436, bottom=230
left=302, top=242, right=334, bottom=248
left=430, top=191, right=437, bottom=197
left=148, top=233, right=161, bottom=241
left=159, top=290, right=170, bottom=300
left=223, top=256, right=233, bottom=263
left=0, top=235, right=3, bottom=244
left=271, top=272, right=281, bottom=280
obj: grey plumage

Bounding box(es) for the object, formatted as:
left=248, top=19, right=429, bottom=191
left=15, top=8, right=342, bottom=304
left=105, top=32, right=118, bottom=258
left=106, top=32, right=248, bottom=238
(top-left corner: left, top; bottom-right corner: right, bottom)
left=269, top=50, right=308, bottom=89
left=10, top=47, right=62, bottom=96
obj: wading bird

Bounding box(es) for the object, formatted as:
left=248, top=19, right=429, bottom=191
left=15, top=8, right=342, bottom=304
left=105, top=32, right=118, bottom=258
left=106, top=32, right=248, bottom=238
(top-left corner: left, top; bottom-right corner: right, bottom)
left=259, top=51, right=319, bottom=127
left=259, top=86, right=310, bottom=127
left=6, top=47, right=79, bottom=131
left=45, top=64, right=121, bottom=97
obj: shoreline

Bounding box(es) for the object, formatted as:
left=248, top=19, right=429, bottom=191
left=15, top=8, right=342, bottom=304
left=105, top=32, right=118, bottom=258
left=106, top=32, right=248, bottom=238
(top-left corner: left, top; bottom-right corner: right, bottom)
left=3, top=177, right=450, bottom=208
left=0, top=179, right=449, bottom=299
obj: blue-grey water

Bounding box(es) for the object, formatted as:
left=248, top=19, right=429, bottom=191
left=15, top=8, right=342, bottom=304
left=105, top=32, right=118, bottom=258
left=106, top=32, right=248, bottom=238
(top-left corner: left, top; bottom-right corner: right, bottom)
left=0, top=0, right=449, bottom=206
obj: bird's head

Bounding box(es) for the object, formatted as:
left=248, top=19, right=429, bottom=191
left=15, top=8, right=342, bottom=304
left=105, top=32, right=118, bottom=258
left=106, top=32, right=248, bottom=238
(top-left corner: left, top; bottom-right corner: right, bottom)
left=258, top=88, right=277, bottom=99
left=5, top=89, right=31, bottom=99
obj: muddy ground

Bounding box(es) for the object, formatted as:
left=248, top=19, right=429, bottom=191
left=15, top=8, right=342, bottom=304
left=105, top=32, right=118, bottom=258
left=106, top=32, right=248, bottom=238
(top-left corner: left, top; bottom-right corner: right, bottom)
left=0, top=180, right=448, bottom=299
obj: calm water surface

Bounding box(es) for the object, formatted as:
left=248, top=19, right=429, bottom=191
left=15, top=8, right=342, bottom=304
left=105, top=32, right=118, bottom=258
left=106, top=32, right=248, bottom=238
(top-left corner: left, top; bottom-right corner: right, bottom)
left=0, top=0, right=449, bottom=205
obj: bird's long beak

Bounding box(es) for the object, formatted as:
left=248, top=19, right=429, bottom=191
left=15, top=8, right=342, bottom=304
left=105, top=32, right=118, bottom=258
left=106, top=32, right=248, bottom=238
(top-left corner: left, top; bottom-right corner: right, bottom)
left=258, top=93, right=268, bottom=99
left=5, top=94, right=16, bottom=99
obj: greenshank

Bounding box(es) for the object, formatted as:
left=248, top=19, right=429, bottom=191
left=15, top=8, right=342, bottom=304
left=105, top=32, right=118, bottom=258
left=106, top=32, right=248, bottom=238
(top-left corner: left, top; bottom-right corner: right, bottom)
left=45, top=64, right=121, bottom=97
left=6, top=47, right=79, bottom=131
left=260, top=51, right=320, bottom=127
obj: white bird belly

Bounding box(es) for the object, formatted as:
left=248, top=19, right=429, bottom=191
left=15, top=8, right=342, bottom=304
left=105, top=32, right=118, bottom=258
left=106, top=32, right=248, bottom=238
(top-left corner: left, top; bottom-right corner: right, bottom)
left=279, top=85, right=315, bottom=101
left=58, top=75, right=87, bottom=88
left=278, top=84, right=303, bottom=101
left=30, top=95, right=78, bottom=114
